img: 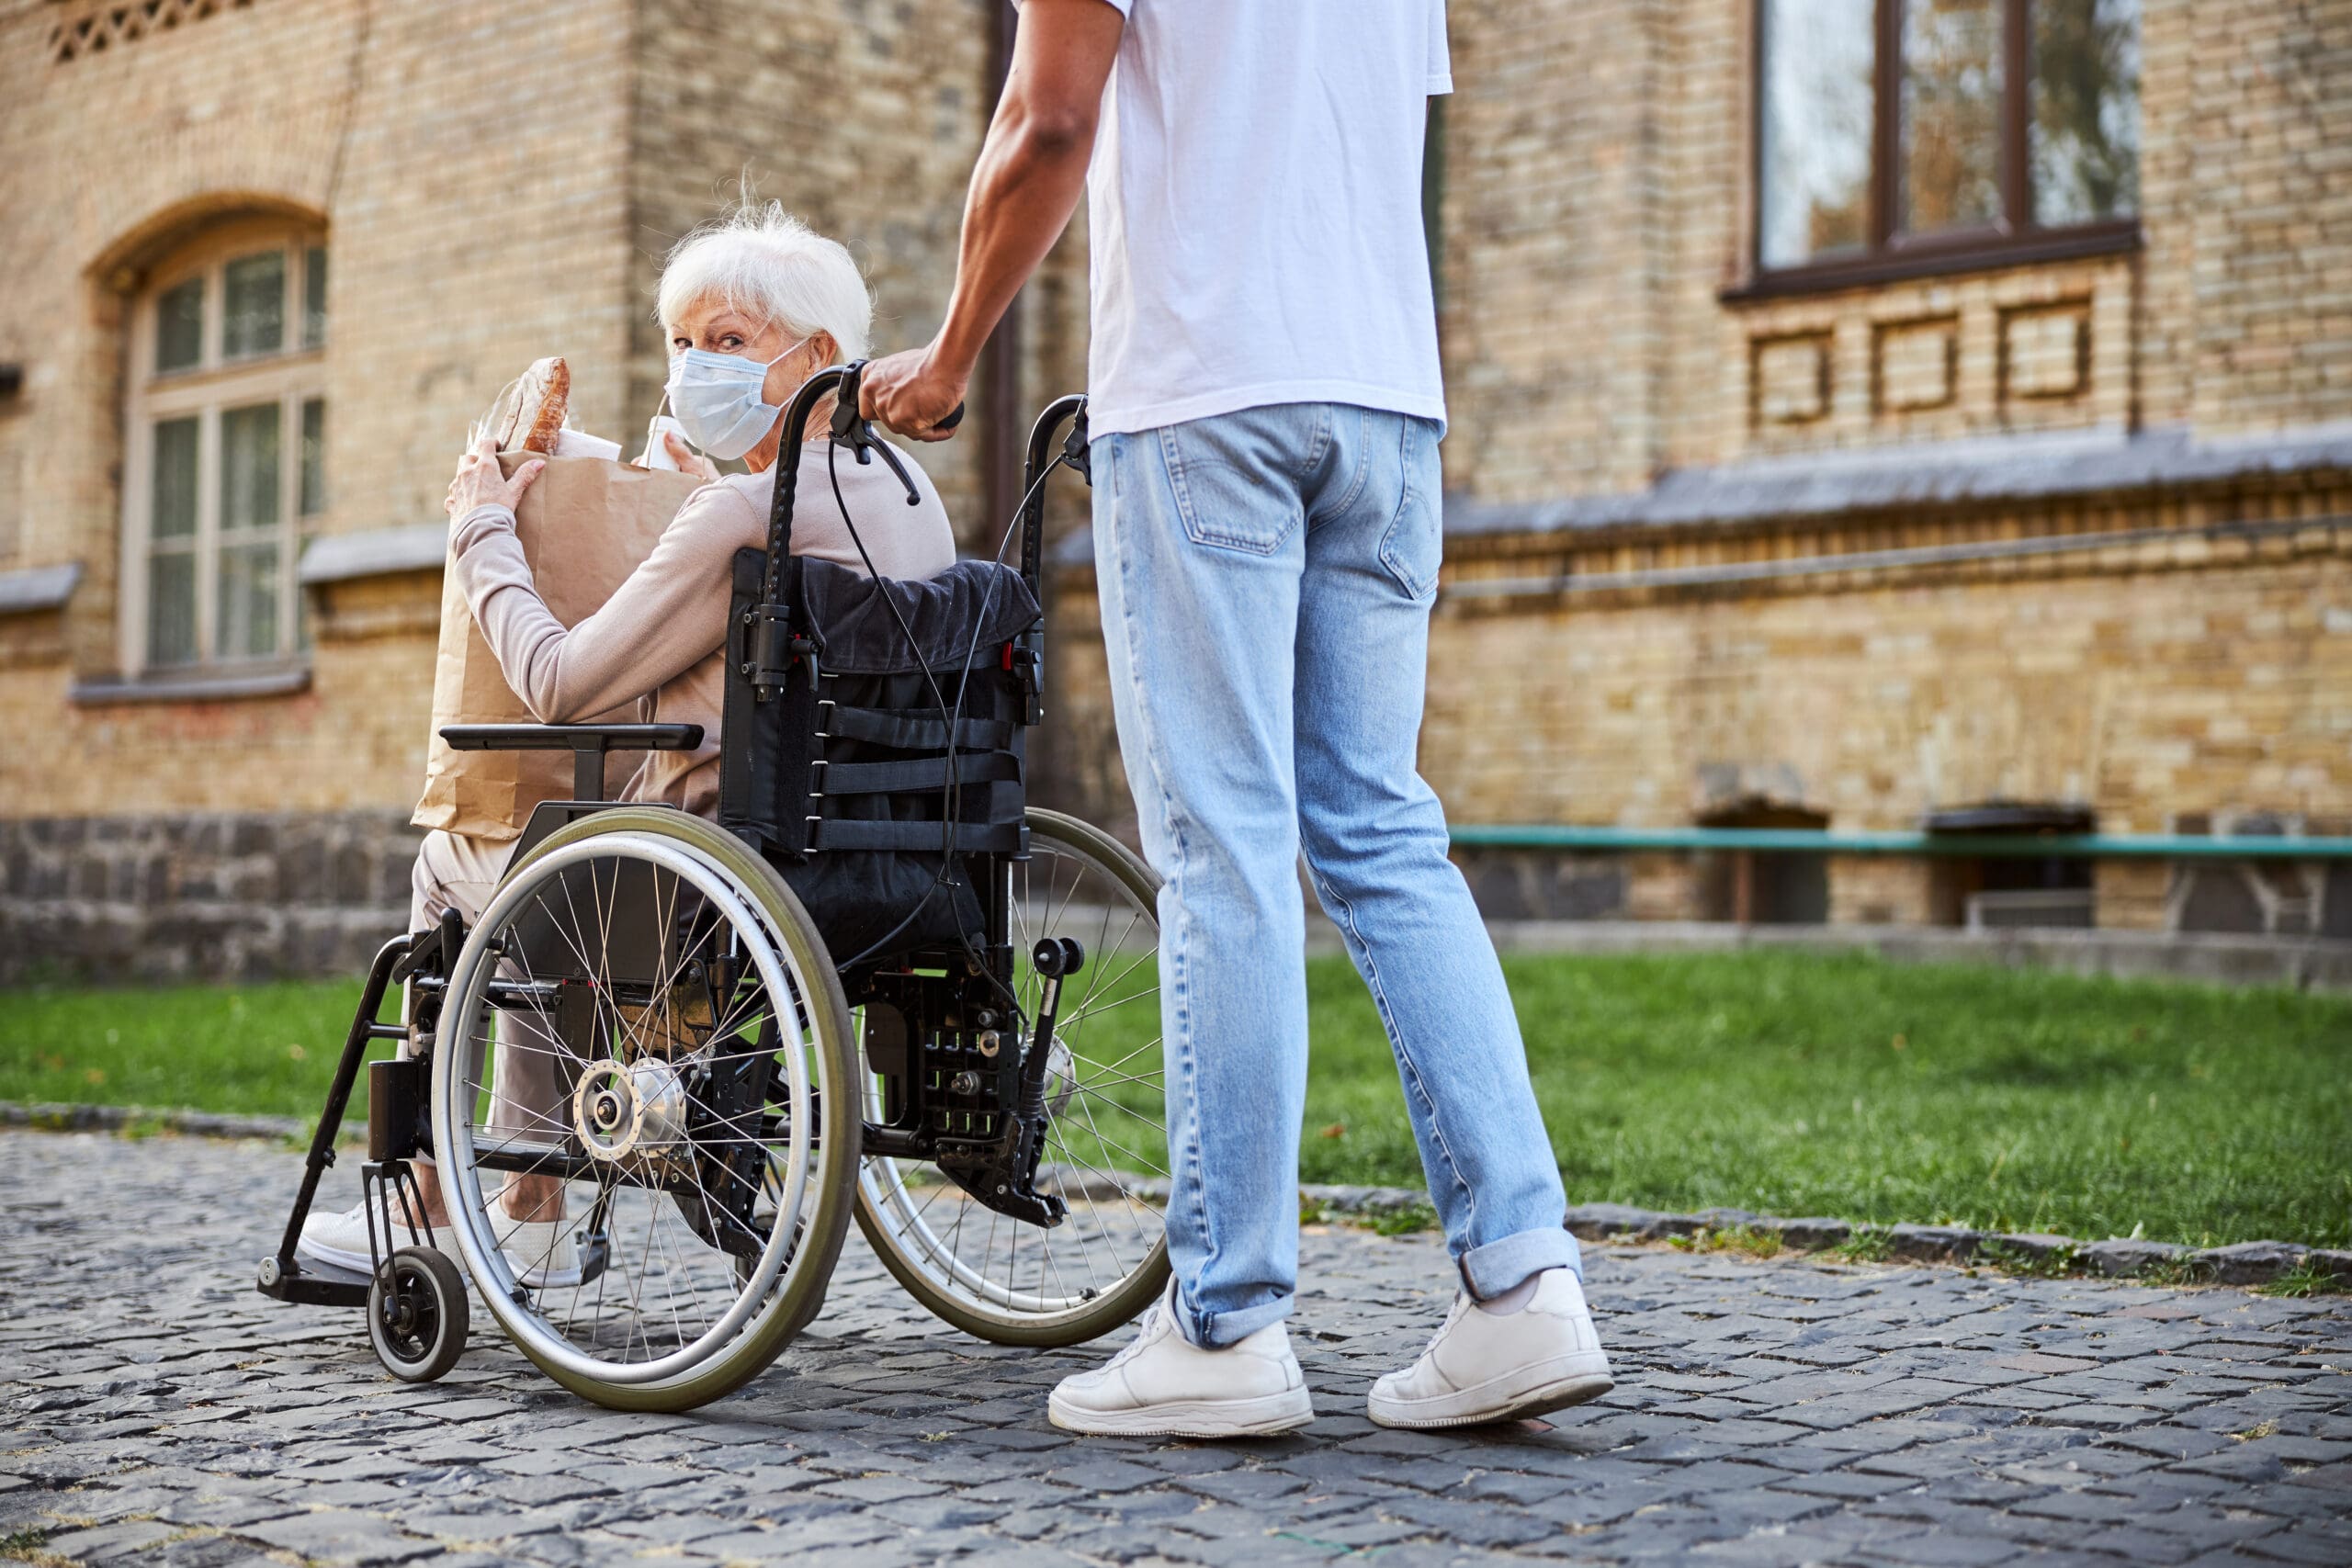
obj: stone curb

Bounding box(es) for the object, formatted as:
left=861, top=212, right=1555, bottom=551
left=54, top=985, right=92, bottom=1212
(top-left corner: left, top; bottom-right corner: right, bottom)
left=1301, top=1183, right=2351, bottom=1291
left=1, top=1100, right=311, bottom=1143
left=12, top=1103, right=2345, bottom=1291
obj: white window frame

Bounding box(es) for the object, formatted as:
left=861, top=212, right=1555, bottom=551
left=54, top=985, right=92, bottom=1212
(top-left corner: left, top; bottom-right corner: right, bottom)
left=119, top=220, right=327, bottom=677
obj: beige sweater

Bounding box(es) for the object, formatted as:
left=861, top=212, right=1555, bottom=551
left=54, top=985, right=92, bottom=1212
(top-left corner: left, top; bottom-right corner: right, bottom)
left=449, top=440, right=956, bottom=818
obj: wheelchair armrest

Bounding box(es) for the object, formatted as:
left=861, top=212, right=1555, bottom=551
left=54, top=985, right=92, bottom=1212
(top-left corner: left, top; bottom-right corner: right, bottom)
left=438, top=723, right=706, bottom=800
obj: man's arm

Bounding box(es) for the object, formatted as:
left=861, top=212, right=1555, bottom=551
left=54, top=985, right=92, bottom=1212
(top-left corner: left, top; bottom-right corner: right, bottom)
left=861, top=0, right=1125, bottom=440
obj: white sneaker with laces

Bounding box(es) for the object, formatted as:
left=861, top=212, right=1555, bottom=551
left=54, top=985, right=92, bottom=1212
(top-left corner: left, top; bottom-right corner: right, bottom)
left=296, top=1197, right=443, bottom=1275
left=1368, top=1267, right=1613, bottom=1428
left=1049, top=1277, right=1315, bottom=1438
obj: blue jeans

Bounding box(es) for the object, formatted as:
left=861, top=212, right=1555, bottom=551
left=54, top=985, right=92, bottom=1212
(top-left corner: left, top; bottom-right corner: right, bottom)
left=1091, top=402, right=1580, bottom=1348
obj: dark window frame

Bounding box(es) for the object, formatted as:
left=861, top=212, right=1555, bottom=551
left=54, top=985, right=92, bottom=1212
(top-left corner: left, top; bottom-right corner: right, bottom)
left=1728, top=0, right=2142, bottom=301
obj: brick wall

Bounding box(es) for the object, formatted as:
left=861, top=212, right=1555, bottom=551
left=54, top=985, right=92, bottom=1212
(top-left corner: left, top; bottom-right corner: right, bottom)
left=628, top=0, right=992, bottom=526
left=0, top=0, right=1094, bottom=976
left=0, top=0, right=639, bottom=824
left=1047, top=481, right=2352, bottom=929
left=0, top=808, right=422, bottom=983
left=1440, top=0, right=2352, bottom=497
left=3, top=0, right=2347, bottom=976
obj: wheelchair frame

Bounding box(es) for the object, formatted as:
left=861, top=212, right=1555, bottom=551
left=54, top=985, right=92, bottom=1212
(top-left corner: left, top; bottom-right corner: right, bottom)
left=255, top=377, right=1146, bottom=1393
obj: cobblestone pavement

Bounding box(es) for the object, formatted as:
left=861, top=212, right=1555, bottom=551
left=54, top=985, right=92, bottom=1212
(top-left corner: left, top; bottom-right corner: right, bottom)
left=3, top=1130, right=2348, bottom=1568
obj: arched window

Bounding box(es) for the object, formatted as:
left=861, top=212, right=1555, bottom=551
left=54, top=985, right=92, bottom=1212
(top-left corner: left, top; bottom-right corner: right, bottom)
left=121, top=219, right=326, bottom=672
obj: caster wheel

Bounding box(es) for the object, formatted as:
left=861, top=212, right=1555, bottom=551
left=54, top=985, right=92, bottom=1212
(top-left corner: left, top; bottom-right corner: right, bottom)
left=368, top=1246, right=469, bottom=1382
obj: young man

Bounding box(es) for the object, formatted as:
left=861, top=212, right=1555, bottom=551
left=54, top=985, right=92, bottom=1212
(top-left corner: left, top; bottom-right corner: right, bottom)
left=862, top=0, right=1613, bottom=1437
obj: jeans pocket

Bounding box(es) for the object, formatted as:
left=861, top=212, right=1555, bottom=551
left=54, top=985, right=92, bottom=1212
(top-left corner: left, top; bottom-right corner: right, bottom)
left=1376, top=419, right=1442, bottom=601
left=1159, top=418, right=1302, bottom=556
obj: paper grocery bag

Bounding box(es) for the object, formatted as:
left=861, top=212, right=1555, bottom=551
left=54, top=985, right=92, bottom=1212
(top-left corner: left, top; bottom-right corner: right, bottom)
left=412, top=452, right=707, bottom=840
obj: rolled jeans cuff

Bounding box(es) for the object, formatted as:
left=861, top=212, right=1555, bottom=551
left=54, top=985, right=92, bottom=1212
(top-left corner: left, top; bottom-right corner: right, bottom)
left=1459, top=1224, right=1583, bottom=1301
left=1177, top=1291, right=1294, bottom=1350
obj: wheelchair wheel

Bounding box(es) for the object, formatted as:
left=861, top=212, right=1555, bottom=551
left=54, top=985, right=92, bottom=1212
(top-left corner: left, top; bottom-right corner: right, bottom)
left=429, top=808, right=861, bottom=1412
left=855, top=808, right=1170, bottom=1346
left=368, top=1246, right=468, bottom=1383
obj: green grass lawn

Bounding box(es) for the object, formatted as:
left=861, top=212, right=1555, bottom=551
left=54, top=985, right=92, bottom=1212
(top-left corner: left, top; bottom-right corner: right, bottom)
left=4, top=951, right=2347, bottom=1247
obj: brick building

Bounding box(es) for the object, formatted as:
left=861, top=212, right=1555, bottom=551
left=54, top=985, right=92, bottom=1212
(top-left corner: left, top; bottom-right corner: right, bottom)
left=0, top=0, right=2346, bottom=978
left=1050, top=0, right=2352, bottom=941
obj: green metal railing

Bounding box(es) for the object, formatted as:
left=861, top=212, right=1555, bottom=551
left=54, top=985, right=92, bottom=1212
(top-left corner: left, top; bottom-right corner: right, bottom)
left=1446, top=826, right=2352, bottom=860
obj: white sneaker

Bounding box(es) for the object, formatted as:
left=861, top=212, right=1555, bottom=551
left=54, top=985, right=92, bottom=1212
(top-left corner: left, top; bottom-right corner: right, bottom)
left=296, top=1196, right=444, bottom=1275
left=1049, top=1277, right=1315, bottom=1438
left=295, top=1195, right=581, bottom=1289
left=1368, top=1268, right=1614, bottom=1428
left=491, top=1212, right=583, bottom=1290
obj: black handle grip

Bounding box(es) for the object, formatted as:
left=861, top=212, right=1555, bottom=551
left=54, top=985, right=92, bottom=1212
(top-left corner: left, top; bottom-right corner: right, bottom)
left=935, top=402, right=964, bottom=433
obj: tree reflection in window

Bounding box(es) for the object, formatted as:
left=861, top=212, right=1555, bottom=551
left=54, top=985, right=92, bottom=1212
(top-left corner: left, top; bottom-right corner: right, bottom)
left=1759, top=0, right=1876, bottom=269
left=2031, top=0, right=2141, bottom=224
left=1753, top=0, right=2140, bottom=281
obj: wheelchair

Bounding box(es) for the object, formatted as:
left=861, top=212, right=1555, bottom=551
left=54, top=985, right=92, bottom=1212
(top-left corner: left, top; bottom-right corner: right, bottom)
left=256, top=370, right=1170, bottom=1412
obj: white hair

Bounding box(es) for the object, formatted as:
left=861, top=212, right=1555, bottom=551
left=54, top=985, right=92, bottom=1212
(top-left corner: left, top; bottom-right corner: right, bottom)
left=657, top=201, right=872, bottom=363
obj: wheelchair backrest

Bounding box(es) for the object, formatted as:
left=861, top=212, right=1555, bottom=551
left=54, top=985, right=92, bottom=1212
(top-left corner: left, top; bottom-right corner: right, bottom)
left=718, top=548, right=1041, bottom=960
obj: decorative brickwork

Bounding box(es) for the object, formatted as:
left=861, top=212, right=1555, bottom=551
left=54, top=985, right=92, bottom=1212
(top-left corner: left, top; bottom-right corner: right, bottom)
left=44, top=0, right=254, bottom=66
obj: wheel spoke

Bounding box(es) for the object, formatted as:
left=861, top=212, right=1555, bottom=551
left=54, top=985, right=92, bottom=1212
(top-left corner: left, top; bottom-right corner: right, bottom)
left=432, top=823, right=838, bottom=1395
left=857, top=823, right=1168, bottom=1330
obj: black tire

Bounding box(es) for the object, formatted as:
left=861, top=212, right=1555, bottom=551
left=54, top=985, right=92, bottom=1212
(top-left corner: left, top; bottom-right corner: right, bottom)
left=368, top=1247, right=469, bottom=1383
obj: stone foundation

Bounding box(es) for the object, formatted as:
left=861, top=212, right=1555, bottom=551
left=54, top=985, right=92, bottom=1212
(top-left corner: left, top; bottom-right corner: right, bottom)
left=0, top=809, right=422, bottom=983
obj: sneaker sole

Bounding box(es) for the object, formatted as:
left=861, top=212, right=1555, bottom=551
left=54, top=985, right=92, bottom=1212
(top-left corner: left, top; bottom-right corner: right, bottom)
left=1368, top=1352, right=1615, bottom=1429
left=300, top=1235, right=580, bottom=1289
left=1048, top=1386, right=1315, bottom=1438
left=296, top=1235, right=441, bottom=1275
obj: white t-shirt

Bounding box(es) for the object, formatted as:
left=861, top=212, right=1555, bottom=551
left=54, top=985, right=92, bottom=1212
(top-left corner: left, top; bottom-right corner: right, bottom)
left=1080, top=0, right=1452, bottom=437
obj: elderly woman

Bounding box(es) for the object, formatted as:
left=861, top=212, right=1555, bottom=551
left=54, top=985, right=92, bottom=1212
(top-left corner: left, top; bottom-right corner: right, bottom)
left=299, top=204, right=955, bottom=1282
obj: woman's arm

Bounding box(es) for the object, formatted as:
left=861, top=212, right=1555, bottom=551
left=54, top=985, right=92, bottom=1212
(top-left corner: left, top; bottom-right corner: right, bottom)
left=447, top=479, right=755, bottom=723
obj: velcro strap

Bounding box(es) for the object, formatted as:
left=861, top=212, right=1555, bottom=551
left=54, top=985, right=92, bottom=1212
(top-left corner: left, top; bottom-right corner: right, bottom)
left=808, top=818, right=1027, bottom=854
left=818, top=751, right=1023, bottom=797
left=824, top=704, right=1018, bottom=754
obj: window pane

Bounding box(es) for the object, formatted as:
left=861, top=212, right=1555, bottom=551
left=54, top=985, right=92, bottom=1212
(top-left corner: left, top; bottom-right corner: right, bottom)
left=1900, top=0, right=2006, bottom=237
left=2033, top=0, right=2140, bottom=224
left=303, top=245, right=328, bottom=348
left=300, top=398, right=326, bottom=517
left=155, top=276, right=204, bottom=373
left=220, top=402, right=281, bottom=535
left=221, top=250, right=286, bottom=358
left=147, top=549, right=198, bottom=667
left=150, top=417, right=200, bottom=541
left=216, top=541, right=281, bottom=660
left=1758, top=0, right=1876, bottom=269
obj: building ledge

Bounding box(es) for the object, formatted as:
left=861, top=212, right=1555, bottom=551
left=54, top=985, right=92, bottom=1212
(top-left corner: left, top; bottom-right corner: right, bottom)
left=0, top=562, right=83, bottom=617
left=1445, top=423, right=2352, bottom=540
left=1046, top=423, right=2352, bottom=568
left=71, top=660, right=312, bottom=705
left=299, top=523, right=446, bottom=586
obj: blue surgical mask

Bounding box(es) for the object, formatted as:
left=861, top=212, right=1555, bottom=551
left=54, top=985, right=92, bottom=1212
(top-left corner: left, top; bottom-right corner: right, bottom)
left=663, top=338, right=811, bottom=461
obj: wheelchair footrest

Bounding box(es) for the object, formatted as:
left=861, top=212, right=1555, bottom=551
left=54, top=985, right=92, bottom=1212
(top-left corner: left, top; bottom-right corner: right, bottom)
left=254, top=1253, right=371, bottom=1310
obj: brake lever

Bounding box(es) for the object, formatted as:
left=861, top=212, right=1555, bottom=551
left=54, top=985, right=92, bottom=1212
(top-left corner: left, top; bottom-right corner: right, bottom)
left=869, top=437, right=922, bottom=507
left=829, top=359, right=935, bottom=506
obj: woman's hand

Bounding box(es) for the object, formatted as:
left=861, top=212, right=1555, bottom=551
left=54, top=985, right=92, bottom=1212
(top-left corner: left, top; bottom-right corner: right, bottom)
left=861, top=346, right=968, bottom=443
left=445, top=436, right=545, bottom=518
left=646, top=429, right=720, bottom=481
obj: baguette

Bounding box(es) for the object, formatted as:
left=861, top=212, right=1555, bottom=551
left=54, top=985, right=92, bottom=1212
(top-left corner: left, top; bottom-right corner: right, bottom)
left=479, top=356, right=571, bottom=453
left=519, top=357, right=570, bottom=453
